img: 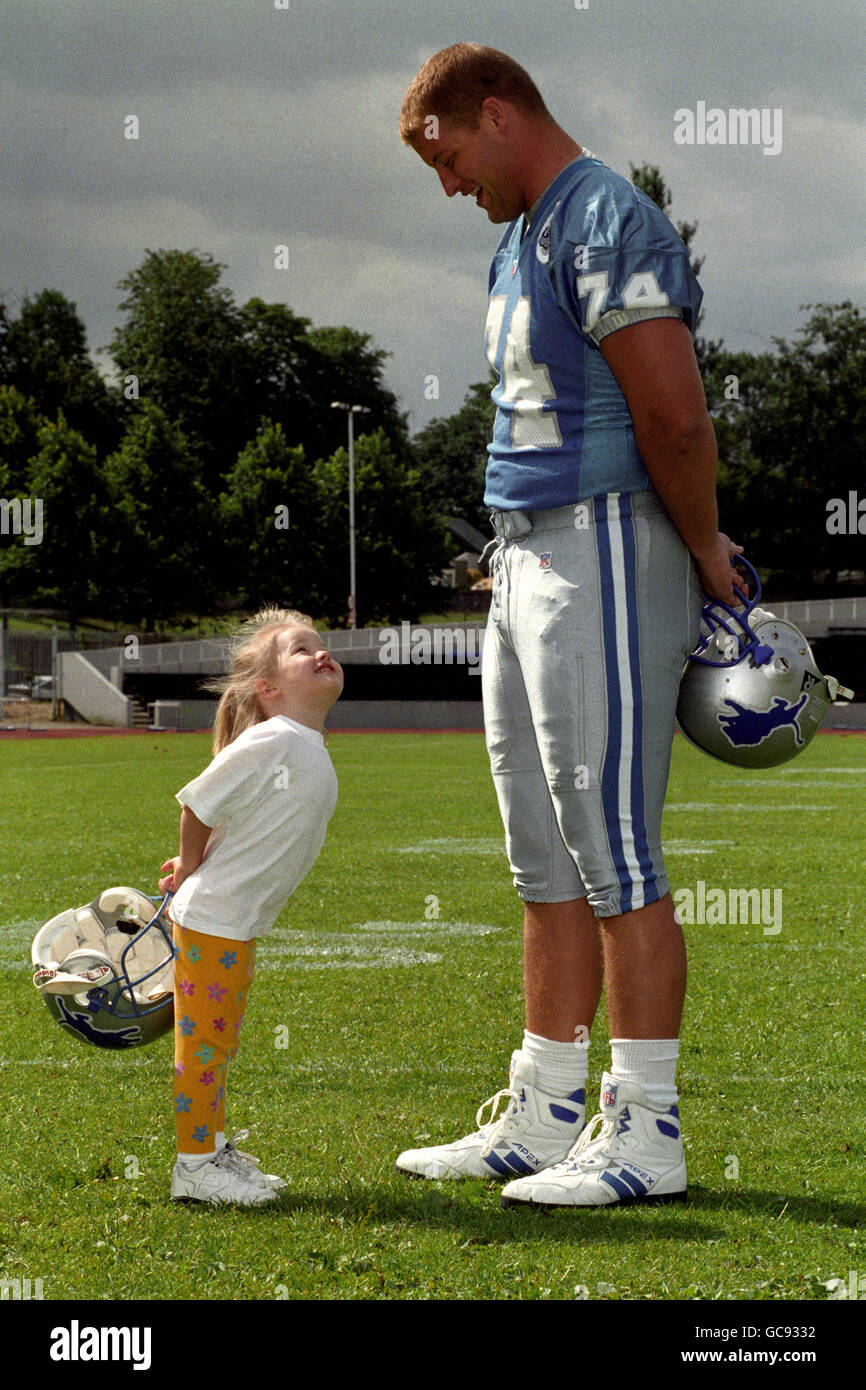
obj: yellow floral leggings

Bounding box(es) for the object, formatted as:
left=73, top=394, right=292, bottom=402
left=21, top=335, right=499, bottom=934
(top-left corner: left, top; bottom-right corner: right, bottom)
left=171, top=920, right=257, bottom=1155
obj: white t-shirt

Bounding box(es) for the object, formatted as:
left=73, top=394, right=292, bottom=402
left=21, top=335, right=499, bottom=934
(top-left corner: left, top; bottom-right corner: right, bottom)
left=169, top=715, right=338, bottom=940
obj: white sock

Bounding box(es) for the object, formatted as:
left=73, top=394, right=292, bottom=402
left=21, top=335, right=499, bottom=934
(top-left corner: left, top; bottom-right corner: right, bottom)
left=178, top=1150, right=217, bottom=1168
left=610, top=1038, right=679, bottom=1106
left=522, top=1029, right=589, bottom=1098
left=215, top=1131, right=226, bottom=1150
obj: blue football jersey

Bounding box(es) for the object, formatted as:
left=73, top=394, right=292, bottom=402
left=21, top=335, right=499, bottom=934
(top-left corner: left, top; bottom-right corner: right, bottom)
left=484, top=155, right=703, bottom=511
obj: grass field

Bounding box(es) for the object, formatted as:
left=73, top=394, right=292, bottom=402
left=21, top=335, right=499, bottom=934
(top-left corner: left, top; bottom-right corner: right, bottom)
left=0, top=729, right=864, bottom=1304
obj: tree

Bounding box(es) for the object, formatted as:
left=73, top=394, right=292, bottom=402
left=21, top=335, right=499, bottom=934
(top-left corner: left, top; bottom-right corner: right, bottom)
left=0, top=302, right=12, bottom=385
left=304, top=324, right=411, bottom=465
left=16, top=414, right=106, bottom=624
left=218, top=420, right=319, bottom=612
left=0, top=385, right=46, bottom=496
left=710, top=303, right=866, bottom=593
left=412, top=377, right=495, bottom=535
left=238, top=299, right=316, bottom=449
left=108, top=250, right=251, bottom=485
left=234, top=305, right=406, bottom=468
left=101, top=403, right=212, bottom=627
left=312, top=429, right=447, bottom=625
left=2, top=290, right=118, bottom=459
left=108, top=251, right=413, bottom=493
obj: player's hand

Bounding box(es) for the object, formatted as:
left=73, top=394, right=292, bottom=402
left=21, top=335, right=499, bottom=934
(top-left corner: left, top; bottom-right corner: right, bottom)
left=159, top=856, right=186, bottom=894
left=693, top=533, right=747, bottom=605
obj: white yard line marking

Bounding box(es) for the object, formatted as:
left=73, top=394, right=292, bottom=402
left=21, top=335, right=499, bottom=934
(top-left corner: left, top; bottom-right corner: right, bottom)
left=666, top=803, right=827, bottom=812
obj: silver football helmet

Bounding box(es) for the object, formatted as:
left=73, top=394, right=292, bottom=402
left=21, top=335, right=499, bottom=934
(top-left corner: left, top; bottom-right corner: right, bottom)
left=676, top=559, right=854, bottom=768
left=32, top=887, right=175, bottom=1048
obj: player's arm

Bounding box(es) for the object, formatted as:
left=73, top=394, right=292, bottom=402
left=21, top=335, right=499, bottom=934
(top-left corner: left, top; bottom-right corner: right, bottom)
left=599, top=317, right=742, bottom=604
left=159, top=804, right=213, bottom=894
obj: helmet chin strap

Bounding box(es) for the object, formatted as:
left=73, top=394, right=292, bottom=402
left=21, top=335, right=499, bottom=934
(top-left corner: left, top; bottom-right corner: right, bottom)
left=826, top=674, right=855, bottom=701
left=33, top=962, right=113, bottom=994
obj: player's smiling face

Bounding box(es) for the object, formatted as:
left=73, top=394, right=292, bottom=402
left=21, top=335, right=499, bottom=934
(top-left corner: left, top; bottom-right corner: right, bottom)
left=414, top=113, right=524, bottom=224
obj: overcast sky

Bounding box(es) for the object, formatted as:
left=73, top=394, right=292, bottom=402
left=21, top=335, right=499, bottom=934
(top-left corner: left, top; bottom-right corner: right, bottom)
left=1, top=0, right=863, bottom=438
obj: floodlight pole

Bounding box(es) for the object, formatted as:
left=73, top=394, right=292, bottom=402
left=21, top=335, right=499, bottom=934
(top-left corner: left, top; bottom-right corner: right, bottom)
left=330, top=402, right=370, bottom=629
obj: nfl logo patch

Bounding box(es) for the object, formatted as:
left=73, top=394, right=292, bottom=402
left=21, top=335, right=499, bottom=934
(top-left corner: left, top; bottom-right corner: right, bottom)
left=602, top=1081, right=618, bottom=1108
left=539, top=552, right=552, bottom=569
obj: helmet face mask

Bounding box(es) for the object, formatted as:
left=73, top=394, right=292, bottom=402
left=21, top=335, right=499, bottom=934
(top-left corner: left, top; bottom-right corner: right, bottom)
left=32, top=888, right=175, bottom=1048
left=676, top=559, right=854, bottom=769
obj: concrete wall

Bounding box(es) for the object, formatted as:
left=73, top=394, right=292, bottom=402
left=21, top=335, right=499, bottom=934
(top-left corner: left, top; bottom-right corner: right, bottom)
left=152, top=700, right=219, bottom=731
left=326, top=701, right=484, bottom=730
left=57, top=651, right=133, bottom=727
left=147, top=699, right=485, bottom=731
left=771, top=595, right=866, bottom=637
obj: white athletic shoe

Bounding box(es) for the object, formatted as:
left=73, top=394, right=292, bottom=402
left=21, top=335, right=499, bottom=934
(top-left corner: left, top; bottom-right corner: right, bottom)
left=500, top=1071, right=687, bottom=1208
left=395, top=1050, right=586, bottom=1181
left=219, top=1131, right=287, bottom=1190
left=171, top=1146, right=280, bottom=1206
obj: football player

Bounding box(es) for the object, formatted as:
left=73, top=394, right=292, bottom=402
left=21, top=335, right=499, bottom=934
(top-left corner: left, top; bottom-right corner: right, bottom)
left=395, top=43, right=744, bottom=1208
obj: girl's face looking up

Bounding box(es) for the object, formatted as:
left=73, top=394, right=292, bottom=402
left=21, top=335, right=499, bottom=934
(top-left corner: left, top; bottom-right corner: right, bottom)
left=255, top=625, right=344, bottom=726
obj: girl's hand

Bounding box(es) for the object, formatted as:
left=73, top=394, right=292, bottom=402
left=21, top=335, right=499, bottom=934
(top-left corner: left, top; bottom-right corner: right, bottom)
left=159, top=856, right=186, bottom=894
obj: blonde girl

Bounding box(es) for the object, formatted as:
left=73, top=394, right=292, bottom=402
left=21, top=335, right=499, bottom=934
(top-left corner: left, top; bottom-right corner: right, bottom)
left=158, top=607, right=343, bottom=1205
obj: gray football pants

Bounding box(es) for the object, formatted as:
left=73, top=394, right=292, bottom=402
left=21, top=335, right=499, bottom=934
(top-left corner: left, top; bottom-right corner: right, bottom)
left=481, top=492, right=702, bottom=918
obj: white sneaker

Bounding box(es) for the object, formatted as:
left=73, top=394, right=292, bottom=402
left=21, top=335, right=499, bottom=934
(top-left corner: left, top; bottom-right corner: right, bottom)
left=171, top=1146, right=280, bottom=1206
left=219, top=1131, right=287, bottom=1190
left=500, top=1071, right=687, bottom=1208
left=395, top=1050, right=586, bottom=1181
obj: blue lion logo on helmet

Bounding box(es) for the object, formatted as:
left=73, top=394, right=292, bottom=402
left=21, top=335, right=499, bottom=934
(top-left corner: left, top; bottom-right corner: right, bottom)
left=717, top=694, right=808, bottom=748
left=55, top=994, right=144, bottom=1048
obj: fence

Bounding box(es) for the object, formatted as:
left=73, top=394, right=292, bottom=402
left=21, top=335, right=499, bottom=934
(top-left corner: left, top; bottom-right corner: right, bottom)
left=0, top=629, right=164, bottom=696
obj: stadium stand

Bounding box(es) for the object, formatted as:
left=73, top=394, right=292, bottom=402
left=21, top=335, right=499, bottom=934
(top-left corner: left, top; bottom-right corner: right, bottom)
left=47, top=601, right=866, bottom=732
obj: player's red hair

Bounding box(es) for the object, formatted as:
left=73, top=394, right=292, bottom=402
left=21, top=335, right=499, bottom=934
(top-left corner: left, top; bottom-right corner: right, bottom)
left=399, top=43, right=551, bottom=144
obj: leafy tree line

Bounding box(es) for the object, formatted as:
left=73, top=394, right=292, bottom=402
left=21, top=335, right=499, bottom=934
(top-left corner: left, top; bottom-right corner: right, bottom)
left=2, top=174, right=863, bottom=631
left=0, top=253, right=443, bottom=627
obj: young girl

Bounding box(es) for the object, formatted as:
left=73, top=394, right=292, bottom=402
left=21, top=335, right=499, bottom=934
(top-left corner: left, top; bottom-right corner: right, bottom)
left=158, top=606, right=344, bottom=1205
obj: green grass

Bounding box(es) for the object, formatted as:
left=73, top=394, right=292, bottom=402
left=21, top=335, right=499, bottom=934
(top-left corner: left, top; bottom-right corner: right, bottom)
left=0, top=730, right=864, bottom=1301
